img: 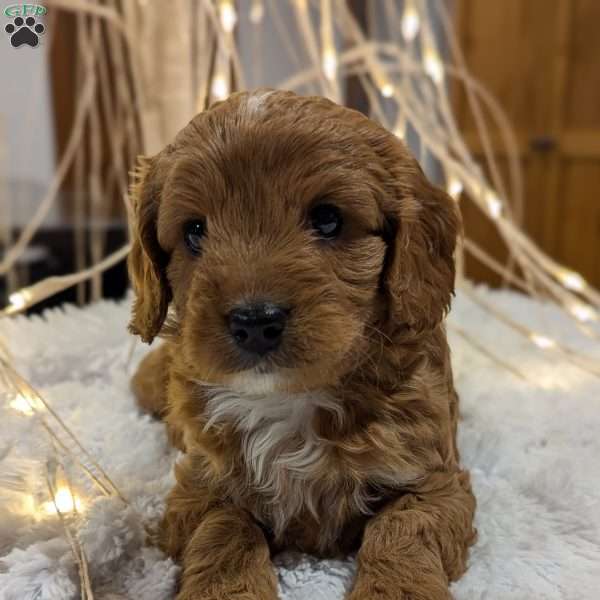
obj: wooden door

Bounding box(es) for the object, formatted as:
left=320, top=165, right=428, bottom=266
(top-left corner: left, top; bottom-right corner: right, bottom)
left=455, top=0, right=600, bottom=288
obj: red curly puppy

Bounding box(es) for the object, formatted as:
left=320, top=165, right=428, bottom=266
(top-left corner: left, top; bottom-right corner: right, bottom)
left=129, top=90, right=476, bottom=600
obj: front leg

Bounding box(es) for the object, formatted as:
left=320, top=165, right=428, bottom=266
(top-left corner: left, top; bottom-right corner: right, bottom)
left=349, top=470, right=476, bottom=600
left=176, top=505, right=278, bottom=600
left=159, top=458, right=278, bottom=600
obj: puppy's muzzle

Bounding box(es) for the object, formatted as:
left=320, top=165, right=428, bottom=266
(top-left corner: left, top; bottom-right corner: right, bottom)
left=228, top=302, right=288, bottom=357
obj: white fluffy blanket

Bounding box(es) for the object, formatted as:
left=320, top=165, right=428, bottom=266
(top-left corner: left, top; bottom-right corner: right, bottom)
left=1, top=289, right=599, bottom=600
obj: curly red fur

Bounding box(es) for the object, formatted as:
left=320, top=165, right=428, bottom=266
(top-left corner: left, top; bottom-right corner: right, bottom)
left=128, top=90, right=476, bottom=599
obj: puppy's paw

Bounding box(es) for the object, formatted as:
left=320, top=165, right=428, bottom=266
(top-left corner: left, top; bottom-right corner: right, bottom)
left=348, top=575, right=451, bottom=600
left=174, top=590, right=224, bottom=600
left=175, top=580, right=277, bottom=600
left=349, top=542, right=451, bottom=600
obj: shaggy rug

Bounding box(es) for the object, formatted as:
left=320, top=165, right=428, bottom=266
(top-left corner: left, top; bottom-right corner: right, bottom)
left=0, top=288, right=599, bottom=600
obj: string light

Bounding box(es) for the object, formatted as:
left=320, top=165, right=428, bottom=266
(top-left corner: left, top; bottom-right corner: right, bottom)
left=211, top=74, right=229, bottom=101
left=9, top=393, right=34, bottom=415
left=423, top=45, right=444, bottom=84
left=211, top=35, right=231, bottom=103
left=392, top=112, right=407, bottom=139
left=6, top=289, right=32, bottom=313
left=8, top=292, right=26, bottom=310
left=530, top=334, right=556, bottom=349
left=485, top=190, right=502, bottom=219
left=322, top=46, right=337, bottom=81
left=369, top=64, right=395, bottom=98
left=381, top=84, right=395, bottom=98
left=557, top=269, right=586, bottom=292
left=43, top=487, right=84, bottom=515
left=393, top=125, right=406, bottom=139
left=249, top=0, right=264, bottom=24
left=380, top=81, right=395, bottom=98
left=447, top=176, right=464, bottom=200
left=320, top=0, right=338, bottom=91
left=569, top=302, right=597, bottom=323
left=218, top=0, right=237, bottom=33
left=401, top=1, right=420, bottom=41
left=8, top=392, right=42, bottom=416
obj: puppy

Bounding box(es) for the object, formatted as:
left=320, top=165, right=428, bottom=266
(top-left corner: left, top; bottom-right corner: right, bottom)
left=129, top=89, right=476, bottom=600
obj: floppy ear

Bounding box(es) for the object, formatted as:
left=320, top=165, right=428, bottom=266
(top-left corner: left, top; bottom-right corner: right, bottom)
left=381, top=153, right=460, bottom=335
left=127, top=155, right=172, bottom=344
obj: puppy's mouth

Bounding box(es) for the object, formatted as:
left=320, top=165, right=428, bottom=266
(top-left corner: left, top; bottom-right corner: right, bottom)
left=225, top=353, right=319, bottom=381
left=229, top=350, right=282, bottom=373
left=224, top=369, right=288, bottom=395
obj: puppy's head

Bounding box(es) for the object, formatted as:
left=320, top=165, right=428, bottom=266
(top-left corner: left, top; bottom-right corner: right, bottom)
left=128, top=90, right=459, bottom=392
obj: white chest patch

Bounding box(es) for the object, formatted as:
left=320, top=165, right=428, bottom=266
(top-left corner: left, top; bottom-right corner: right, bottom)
left=199, top=374, right=345, bottom=536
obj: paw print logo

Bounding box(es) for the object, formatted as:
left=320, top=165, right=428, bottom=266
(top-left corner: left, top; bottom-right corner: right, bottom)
left=5, top=16, right=45, bottom=48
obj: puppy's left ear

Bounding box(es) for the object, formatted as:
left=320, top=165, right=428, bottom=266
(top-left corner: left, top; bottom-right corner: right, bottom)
left=381, top=147, right=460, bottom=334
left=127, top=155, right=172, bottom=344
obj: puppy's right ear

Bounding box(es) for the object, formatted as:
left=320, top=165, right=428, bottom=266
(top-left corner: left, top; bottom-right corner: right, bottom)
left=128, top=155, right=172, bottom=344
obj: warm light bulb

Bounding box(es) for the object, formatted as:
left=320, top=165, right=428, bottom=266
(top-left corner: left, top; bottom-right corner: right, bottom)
left=401, top=5, right=420, bottom=41
left=530, top=334, right=556, bottom=349
left=423, top=46, right=444, bottom=84
left=447, top=177, right=464, bottom=199
left=322, top=47, right=337, bottom=81
left=8, top=290, right=31, bottom=311
left=558, top=269, right=586, bottom=292
left=485, top=190, right=502, bottom=219
left=219, top=0, right=237, bottom=33
left=43, top=487, right=83, bottom=515
left=393, top=125, right=405, bottom=139
left=211, top=75, right=229, bottom=101
left=380, top=82, right=394, bottom=98
left=249, top=0, right=264, bottom=24
left=569, top=303, right=597, bottom=323
left=9, top=393, right=36, bottom=416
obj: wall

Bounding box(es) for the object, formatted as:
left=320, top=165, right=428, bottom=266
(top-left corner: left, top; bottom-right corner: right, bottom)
left=0, top=14, right=57, bottom=227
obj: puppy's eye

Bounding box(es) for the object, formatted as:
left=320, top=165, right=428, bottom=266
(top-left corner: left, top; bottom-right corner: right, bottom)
left=309, top=203, right=343, bottom=239
left=183, top=219, right=206, bottom=255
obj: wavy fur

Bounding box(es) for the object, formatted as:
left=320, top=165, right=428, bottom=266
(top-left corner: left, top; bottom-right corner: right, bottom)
left=129, top=90, right=475, bottom=600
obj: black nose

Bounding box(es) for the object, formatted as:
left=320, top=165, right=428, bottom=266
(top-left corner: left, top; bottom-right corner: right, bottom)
left=228, top=303, right=288, bottom=356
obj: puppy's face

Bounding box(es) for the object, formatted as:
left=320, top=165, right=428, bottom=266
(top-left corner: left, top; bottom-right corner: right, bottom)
left=129, top=91, right=458, bottom=392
